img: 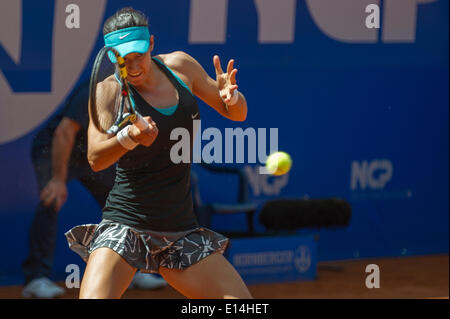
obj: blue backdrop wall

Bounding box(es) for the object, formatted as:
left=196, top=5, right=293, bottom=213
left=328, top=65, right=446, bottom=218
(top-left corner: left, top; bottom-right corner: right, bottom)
left=0, top=0, right=448, bottom=285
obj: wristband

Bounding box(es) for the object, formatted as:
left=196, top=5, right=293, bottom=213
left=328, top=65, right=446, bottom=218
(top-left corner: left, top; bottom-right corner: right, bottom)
left=226, top=90, right=239, bottom=106
left=117, top=125, right=138, bottom=150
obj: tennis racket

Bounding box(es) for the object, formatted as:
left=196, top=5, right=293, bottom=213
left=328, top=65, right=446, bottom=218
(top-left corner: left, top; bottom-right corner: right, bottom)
left=89, top=46, right=148, bottom=135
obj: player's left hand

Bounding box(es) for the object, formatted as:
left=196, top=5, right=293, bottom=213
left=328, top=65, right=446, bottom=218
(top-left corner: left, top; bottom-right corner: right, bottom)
left=213, top=55, right=239, bottom=105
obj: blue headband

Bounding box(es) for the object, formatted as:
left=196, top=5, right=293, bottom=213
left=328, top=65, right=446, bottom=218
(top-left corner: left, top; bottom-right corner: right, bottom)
left=104, top=26, right=150, bottom=63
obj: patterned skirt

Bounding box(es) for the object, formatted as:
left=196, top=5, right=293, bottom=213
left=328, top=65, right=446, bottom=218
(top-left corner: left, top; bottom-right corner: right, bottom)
left=64, top=219, right=229, bottom=274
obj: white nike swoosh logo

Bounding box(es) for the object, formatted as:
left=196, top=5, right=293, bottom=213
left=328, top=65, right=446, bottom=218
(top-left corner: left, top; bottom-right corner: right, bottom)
left=191, top=112, right=199, bottom=119
left=119, top=33, right=131, bottom=40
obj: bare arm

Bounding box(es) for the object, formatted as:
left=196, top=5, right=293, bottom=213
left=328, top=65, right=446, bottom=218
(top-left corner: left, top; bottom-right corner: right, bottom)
left=40, top=117, right=80, bottom=211
left=165, top=52, right=247, bottom=122
left=52, top=118, right=80, bottom=181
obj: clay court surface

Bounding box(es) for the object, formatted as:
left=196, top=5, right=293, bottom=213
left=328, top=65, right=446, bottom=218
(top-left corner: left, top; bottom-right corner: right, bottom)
left=0, top=254, right=447, bottom=299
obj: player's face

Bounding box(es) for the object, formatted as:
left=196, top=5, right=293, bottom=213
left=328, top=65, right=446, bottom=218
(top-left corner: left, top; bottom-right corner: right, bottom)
left=123, top=50, right=151, bottom=85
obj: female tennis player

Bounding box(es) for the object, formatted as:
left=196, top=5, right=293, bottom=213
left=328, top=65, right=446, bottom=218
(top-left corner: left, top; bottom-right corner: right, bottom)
left=65, top=7, right=252, bottom=299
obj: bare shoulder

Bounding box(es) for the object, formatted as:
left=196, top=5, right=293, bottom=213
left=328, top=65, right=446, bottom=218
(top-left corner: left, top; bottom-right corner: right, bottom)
left=99, top=75, right=119, bottom=93
left=97, top=75, right=119, bottom=106
left=155, top=51, right=203, bottom=76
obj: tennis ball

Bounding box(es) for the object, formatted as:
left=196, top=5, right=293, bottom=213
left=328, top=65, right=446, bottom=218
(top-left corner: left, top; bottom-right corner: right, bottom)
left=265, top=151, right=292, bottom=176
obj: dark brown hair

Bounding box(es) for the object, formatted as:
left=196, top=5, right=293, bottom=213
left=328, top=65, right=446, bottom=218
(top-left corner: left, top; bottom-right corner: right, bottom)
left=103, top=7, right=149, bottom=35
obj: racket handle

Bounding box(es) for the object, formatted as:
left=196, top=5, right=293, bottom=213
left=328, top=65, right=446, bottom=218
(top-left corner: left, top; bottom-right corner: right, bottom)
left=131, top=113, right=149, bottom=132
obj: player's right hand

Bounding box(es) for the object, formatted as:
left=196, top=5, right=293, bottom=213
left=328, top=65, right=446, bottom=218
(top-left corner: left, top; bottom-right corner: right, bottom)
left=40, top=178, right=68, bottom=212
left=129, top=116, right=159, bottom=147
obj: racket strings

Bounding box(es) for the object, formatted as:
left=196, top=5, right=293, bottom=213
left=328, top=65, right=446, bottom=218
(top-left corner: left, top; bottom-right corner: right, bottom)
left=91, top=47, right=125, bottom=133
left=96, top=85, right=121, bottom=132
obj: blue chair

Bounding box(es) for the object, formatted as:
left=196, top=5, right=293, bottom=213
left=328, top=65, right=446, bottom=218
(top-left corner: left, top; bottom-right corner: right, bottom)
left=191, top=162, right=258, bottom=237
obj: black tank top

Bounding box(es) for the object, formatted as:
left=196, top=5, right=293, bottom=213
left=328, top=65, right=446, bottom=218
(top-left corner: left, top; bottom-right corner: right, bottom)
left=102, top=58, right=200, bottom=231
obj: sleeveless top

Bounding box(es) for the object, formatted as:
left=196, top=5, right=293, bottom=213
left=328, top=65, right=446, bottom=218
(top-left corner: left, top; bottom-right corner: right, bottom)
left=102, top=57, right=200, bottom=231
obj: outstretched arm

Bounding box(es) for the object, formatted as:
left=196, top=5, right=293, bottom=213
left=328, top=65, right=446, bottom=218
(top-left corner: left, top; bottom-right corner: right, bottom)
left=170, top=52, right=247, bottom=121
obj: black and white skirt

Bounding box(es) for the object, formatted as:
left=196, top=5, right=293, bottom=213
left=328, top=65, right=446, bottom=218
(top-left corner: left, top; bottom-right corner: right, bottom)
left=64, top=219, right=229, bottom=274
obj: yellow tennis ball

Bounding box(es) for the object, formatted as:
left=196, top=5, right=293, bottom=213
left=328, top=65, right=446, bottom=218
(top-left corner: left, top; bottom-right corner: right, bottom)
left=266, top=151, right=292, bottom=176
